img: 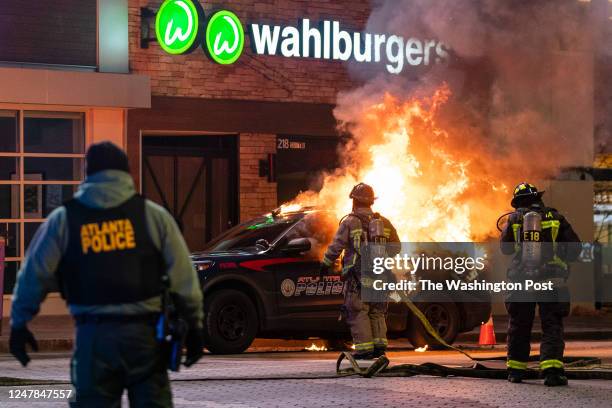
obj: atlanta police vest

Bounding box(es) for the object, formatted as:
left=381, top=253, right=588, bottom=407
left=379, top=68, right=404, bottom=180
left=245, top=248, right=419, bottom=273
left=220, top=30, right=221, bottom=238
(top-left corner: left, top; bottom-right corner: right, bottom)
left=57, top=195, right=165, bottom=305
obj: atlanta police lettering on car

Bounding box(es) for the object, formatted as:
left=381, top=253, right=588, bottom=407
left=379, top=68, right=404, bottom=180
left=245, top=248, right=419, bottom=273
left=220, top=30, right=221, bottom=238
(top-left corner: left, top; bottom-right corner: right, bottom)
left=282, top=276, right=346, bottom=297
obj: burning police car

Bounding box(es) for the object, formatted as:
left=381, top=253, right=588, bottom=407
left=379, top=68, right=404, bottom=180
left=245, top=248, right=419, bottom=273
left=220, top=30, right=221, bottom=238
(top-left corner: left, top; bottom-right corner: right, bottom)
left=192, top=207, right=491, bottom=354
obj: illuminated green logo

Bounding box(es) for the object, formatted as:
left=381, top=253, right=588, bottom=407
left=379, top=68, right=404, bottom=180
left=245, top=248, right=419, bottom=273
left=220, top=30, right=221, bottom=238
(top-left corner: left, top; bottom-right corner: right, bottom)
left=155, top=0, right=203, bottom=55
left=205, top=10, right=244, bottom=65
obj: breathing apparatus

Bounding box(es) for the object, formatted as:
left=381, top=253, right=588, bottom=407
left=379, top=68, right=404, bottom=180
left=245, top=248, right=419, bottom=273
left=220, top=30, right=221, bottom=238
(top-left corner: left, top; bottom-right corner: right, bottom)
left=368, top=213, right=387, bottom=260
left=519, top=210, right=543, bottom=277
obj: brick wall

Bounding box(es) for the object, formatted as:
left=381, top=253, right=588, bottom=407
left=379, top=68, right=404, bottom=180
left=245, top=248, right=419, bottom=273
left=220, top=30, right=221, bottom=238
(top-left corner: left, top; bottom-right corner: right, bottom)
left=128, top=0, right=370, bottom=104
left=128, top=1, right=361, bottom=223
left=239, top=133, right=277, bottom=221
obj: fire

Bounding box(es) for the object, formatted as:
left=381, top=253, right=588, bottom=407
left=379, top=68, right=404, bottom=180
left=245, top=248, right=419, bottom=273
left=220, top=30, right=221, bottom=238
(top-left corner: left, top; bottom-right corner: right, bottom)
left=415, top=345, right=428, bottom=352
left=286, top=84, right=512, bottom=242
left=304, top=343, right=328, bottom=352
left=276, top=203, right=304, bottom=215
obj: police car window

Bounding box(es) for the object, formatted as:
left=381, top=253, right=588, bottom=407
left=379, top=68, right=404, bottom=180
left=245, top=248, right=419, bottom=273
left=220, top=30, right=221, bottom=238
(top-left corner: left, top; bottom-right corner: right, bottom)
left=280, top=212, right=337, bottom=259
left=204, top=215, right=296, bottom=251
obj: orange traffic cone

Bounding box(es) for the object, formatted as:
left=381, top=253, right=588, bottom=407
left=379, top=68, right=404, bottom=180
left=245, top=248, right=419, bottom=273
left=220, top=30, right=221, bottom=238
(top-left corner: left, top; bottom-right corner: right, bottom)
left=479, top=315, right=496, bottom=347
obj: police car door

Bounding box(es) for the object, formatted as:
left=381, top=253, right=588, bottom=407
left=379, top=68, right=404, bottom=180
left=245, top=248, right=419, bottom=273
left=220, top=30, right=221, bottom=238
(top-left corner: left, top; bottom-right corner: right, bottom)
left=271, top=218, right=345, bottom=324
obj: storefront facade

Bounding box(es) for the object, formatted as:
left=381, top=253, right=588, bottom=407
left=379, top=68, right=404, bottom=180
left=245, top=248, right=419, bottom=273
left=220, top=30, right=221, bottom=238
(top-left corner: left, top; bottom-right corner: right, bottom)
left=0, top=0, right=368, bottom=314
left=127, top=0, right=371, bottom=252
left=0, top=1, right=150, bottom=314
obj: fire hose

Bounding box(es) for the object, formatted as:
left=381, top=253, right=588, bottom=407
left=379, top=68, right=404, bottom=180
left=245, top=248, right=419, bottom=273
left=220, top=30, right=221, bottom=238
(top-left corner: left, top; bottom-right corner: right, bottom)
left=336, top=352, right=612, bottom=380
left=335, top=297, right=612, bottom=380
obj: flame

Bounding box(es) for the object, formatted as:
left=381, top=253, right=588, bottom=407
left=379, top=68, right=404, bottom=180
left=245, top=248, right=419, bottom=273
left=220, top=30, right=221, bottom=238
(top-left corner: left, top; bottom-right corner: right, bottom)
left=415, top=345, right=428, bottom=352
left=278, top=203, right=303, bottom=214
left=286, top=84, right=512, bottom=242
left=305, top=343, right=328, bottom=352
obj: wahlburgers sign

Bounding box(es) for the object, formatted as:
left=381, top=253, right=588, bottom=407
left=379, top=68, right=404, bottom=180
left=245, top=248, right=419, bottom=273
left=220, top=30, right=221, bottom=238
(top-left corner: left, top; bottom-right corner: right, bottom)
left=155, top=0, right=450, bottom=74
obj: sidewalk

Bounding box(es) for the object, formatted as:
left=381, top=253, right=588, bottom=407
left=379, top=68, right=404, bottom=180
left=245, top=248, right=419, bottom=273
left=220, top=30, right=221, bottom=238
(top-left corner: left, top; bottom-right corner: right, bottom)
left=2, top=314, right=612, bottom=352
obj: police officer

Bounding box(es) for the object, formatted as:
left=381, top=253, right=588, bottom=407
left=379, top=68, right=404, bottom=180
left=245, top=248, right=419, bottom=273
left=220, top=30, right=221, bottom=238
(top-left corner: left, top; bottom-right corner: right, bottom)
left=320, top=183, right=399, bottom=359
left=500, top=182, right=581, bottom=386
left=10, top=142, right=204, bottom=407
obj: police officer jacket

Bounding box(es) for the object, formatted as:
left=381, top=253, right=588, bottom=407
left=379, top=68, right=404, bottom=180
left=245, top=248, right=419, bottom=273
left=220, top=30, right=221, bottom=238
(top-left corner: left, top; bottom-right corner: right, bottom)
left=500, top=203, right=581, bottom=279
left=11, top=170, right=203, bottom=329
left=322, top=207, right=400, bottom=278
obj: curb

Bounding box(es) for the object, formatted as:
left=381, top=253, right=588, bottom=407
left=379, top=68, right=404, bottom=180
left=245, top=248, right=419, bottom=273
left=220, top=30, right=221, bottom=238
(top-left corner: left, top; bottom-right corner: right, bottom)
left=0, top=339, right=74, bottom=353
left=3, top=330, right=612, bottom=353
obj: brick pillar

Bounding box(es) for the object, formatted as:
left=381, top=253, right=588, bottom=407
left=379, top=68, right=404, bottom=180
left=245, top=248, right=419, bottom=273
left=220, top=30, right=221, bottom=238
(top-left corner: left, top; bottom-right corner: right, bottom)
left=239, top=133, right=277, bottom=221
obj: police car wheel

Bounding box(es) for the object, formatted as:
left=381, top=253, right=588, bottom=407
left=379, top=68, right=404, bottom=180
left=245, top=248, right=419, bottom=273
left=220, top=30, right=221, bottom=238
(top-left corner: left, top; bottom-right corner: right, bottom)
left=407, top=302, right=460, bottom=350
left=204, top=289, right=258, bottom=354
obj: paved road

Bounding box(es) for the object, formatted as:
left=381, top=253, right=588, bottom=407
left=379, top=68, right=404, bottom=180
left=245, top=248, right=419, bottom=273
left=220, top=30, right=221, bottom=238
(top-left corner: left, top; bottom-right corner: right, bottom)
left=1, top=341, right=612, bottom=407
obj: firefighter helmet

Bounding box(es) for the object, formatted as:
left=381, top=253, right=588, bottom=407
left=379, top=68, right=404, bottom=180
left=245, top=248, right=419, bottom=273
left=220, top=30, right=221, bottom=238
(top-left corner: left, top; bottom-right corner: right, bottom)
left=350, top=183, right=376, bottom=206
left=511, top=182, right=544, bottom=208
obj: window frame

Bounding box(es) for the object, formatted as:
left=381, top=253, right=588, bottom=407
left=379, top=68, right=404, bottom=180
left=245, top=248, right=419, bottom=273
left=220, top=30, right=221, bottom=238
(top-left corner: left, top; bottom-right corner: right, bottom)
left=0, top=105, right=90, bottom=283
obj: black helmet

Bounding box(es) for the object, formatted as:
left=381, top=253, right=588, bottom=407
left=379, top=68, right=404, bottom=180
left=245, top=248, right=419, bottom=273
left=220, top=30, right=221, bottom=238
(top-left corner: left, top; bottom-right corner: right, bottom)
left=511, top=182, right=544, bottom=208
left=350, top=183, right=376, bottom=206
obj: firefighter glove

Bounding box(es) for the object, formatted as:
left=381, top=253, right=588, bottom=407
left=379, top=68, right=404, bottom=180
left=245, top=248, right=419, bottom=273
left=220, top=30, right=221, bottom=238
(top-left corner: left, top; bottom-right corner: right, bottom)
left=184, top=326, right=205, bottom=367
left=9, top=326, right=38, bottom=367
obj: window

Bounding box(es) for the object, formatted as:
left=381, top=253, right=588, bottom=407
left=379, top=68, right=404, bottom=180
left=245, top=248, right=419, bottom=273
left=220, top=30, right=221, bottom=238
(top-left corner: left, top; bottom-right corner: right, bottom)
left=0, top=0, right=97, bottom=67
left=0, top=110, right=85, bottom=293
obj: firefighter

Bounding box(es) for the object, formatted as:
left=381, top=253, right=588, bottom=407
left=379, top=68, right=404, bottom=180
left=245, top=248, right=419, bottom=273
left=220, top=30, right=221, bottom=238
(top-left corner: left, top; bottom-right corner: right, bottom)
left=500, top=182, right=581, bottom=386
left=9, top=142, right=204, bottom=407
left=320, top=183, right=400, bottom=359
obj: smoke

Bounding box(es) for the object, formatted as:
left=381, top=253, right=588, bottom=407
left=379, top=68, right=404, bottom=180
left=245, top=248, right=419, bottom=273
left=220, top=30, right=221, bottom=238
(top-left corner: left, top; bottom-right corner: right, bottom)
left=287, top=0, right=605, bottom=242
left=345, top=0, right=596, bottom=168
left=332, top=0, right=598, bottom=237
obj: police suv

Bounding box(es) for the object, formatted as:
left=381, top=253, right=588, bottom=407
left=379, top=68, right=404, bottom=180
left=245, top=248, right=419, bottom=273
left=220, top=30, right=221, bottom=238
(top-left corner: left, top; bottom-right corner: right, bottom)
left=192, top=208, right=491, bottom=354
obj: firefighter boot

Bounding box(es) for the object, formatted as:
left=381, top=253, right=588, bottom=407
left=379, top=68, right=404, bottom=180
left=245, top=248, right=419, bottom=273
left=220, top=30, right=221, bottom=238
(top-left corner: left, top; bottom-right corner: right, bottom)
left=372, top=348, right=386, bottom=358
left=507, top=369, right=524, bottom=383
left=352, top=351, right=375, bottom=360
left=543, top=368, right=568, bottom=387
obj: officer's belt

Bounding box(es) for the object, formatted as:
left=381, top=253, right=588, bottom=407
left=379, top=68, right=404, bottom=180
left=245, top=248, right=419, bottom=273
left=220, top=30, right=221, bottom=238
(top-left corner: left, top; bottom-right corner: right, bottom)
left=74, top=313, right=159, bottom=325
